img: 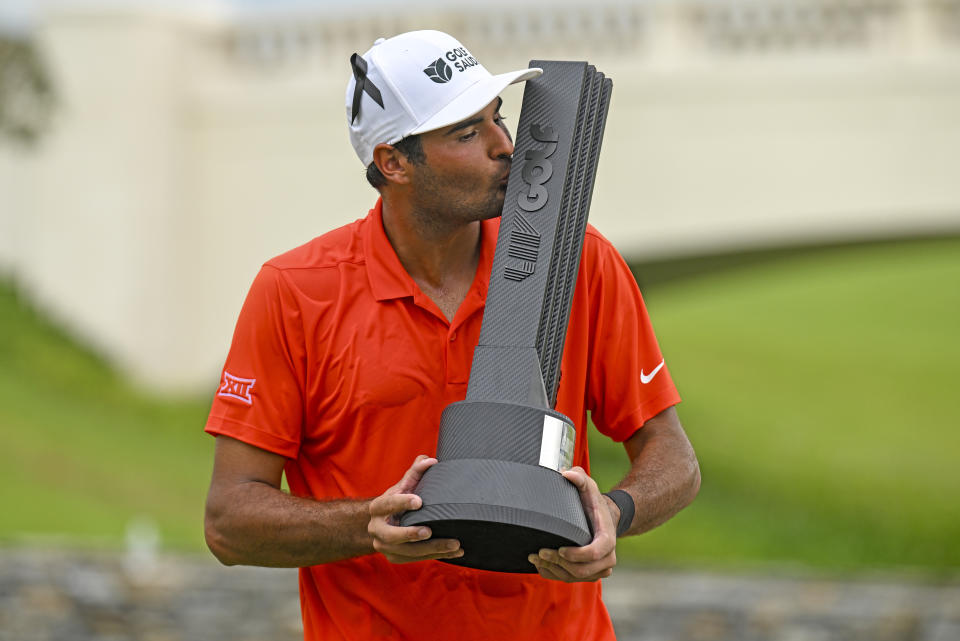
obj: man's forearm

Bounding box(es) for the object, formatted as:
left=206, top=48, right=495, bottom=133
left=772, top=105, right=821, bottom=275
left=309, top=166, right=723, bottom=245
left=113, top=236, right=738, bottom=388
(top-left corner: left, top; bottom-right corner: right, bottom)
left=612, top=406, right=701, bottom=537
left=205, top=480, right=374, bottom=568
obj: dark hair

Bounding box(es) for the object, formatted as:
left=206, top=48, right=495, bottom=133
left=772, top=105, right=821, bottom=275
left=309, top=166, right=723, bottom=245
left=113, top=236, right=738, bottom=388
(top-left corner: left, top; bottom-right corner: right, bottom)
left=365, top=135, right=426, bottom=190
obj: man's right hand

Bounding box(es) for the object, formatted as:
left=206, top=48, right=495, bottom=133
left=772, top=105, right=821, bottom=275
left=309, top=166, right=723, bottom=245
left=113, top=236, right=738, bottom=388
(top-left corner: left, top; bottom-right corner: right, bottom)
left=367, top=455, right=464, bottom=564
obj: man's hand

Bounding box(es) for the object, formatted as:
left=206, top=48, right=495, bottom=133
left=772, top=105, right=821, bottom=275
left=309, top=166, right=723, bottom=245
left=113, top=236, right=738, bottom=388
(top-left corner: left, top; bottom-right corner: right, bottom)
left=528, top=466, right=618, bottom=582
left=368, top=455, right=464, bottom=564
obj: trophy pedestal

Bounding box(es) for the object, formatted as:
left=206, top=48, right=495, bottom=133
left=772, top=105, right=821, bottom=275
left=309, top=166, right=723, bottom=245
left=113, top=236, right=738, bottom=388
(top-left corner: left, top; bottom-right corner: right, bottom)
left=400, top=403, right=592, bottom=573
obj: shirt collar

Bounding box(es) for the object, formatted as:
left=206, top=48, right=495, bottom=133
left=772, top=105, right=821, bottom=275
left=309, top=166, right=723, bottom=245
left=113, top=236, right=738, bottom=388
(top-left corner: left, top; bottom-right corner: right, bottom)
left=363, top=198, right=500, bottom=303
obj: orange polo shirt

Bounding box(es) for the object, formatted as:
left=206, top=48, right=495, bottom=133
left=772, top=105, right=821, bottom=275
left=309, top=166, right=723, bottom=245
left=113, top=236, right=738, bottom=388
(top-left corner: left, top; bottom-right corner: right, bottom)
left=205, top=199, right=680, bottom=641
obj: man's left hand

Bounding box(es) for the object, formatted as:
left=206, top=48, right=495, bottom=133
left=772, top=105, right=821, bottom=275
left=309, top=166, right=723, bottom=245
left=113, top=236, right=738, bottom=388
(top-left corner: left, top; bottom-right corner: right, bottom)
left=528, top=466, right=618, bottom=582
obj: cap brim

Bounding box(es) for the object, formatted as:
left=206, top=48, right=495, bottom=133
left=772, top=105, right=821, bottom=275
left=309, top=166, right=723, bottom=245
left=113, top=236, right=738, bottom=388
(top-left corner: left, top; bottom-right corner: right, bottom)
left=409, top=67, right=542, bottom=137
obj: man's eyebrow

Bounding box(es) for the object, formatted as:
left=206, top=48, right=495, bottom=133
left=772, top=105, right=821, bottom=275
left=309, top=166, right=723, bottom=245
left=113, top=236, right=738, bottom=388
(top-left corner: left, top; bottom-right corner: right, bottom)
left=444, top=116, right=483, bottom=136
left=442, top=98, right=505, bottom=136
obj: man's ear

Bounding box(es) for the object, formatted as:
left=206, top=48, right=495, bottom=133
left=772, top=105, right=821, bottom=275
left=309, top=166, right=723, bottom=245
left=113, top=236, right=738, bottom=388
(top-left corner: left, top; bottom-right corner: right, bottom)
left=372, top=143, right=412, bottom=185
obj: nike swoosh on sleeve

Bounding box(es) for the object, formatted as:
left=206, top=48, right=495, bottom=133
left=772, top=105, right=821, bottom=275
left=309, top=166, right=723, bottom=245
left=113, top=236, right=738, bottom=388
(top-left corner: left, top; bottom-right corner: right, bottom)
left=640, top=360, right=665, bottom=384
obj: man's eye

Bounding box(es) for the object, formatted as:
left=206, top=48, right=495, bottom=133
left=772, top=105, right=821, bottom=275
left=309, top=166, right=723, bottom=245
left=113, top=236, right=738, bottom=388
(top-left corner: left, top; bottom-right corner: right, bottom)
left=459, top=131, right=477, bottom=142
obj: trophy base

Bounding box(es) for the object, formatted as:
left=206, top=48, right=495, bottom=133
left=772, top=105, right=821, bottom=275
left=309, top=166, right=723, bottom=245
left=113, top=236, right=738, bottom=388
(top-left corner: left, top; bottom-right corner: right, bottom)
left=410, top=516, right=580, bottom=574
left=399, top=459, right=592, bottom=573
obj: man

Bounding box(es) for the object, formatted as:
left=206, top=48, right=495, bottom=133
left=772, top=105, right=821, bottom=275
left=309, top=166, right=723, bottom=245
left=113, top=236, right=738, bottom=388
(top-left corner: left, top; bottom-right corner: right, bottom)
left=204, top=30, right=700, bottom=640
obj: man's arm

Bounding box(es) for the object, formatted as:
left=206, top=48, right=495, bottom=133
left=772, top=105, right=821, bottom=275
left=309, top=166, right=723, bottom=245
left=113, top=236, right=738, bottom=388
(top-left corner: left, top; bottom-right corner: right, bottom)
left=204, top=436, right=461, bottom=567
left=607, top=405, right=700, bottom=537
left=529, top=405, right=699, bottom=581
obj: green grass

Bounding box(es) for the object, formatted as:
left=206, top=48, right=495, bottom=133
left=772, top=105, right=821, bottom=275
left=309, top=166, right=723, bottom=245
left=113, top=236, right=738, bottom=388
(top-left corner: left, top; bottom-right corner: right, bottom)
left=591, top=236, right=960, bottom=572
left=2, top=235, right=958, bottom=572
left=0, top=283, right=213, bottom=550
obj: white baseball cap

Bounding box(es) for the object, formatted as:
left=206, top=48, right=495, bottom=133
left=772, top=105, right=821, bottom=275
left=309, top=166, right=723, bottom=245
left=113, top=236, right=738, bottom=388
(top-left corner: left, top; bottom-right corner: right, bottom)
left=345, top=30, right=542, bottom=166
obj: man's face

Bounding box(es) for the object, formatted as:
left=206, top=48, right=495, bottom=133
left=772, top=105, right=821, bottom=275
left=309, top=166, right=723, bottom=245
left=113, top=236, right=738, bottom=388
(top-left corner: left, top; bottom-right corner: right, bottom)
left=407, top=97, right=514, bottom=231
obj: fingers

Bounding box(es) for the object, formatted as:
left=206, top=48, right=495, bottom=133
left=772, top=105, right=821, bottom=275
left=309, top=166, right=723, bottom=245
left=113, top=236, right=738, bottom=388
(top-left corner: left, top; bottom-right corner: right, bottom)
left=527, top=467, right=618, bottom=582
left=375, top=531, right=464, bottom=564
left=529, top=555, right=614, bottom=582
left=370, top=455, right=433, bottom=527
left=369, top=455, right=462, bottom=564
left=369, top=492, right=422, bottom=520
left=561, top=465, right=589, bottom=489
left=528, top=554, right=571, bottom=581
left=369, top=505, right=462, bottom=563
left=555, top=527, right=616, bottom=566
left=368, top=504, right=463, bottom=564
left=560, top=467, right=617, bottom=561
left=528, top=545, right=615, bottom=582
left=387, top=455, right=437, bottom=496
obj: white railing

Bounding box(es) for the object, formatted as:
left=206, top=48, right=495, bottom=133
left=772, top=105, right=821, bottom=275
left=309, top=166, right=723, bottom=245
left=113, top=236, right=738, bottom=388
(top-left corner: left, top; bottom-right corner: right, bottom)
left=215, top=0, right=960, bottom=68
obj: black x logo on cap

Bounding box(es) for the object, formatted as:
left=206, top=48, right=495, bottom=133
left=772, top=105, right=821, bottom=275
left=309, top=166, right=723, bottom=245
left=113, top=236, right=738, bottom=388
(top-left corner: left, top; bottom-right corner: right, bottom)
left=350, top=53, right=385, bottom=124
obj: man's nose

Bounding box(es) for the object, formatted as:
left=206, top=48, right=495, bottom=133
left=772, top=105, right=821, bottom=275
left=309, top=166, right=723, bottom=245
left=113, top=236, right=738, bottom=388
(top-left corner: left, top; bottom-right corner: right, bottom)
left=490, top=121, right=514, bottom=159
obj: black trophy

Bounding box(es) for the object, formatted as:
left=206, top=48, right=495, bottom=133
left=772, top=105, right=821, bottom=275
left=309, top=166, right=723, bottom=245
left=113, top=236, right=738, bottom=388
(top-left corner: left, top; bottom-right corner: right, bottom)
left=399, top=61, right=613, bottom=573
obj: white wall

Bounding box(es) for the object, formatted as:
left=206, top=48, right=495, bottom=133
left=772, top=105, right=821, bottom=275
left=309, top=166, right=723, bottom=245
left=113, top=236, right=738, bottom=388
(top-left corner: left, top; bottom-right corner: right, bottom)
left=5, top=0, right=960, bottom=391
left=22, top=10, right=188, bottom=380
left=0, top=146, right=35, bottom=278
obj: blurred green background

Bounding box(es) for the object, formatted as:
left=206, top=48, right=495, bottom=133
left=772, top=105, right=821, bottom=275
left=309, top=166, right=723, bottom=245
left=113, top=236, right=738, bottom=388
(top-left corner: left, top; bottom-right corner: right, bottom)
left=3, top=234, right=957, bottom=573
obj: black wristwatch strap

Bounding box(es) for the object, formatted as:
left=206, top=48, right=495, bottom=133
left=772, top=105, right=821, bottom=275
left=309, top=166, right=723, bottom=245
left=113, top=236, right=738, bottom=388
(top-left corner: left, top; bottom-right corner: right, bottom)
left=603, top=489, right=635, bottom=537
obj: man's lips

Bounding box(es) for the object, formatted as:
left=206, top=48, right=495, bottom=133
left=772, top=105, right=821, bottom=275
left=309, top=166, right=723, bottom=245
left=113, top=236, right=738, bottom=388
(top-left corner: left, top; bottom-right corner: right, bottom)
left=496, top=160, right=512, bottom=189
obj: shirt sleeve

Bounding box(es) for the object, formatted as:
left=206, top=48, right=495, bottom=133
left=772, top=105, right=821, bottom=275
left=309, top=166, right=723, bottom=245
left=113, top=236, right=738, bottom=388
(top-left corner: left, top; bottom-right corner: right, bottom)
left=584, top=230, right=681, bottom=442
left=205, top=264, right=305, bottom=458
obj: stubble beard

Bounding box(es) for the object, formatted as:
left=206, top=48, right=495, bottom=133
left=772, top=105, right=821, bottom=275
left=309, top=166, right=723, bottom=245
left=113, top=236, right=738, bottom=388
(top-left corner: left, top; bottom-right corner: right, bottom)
left=409, top=162, right=509, bottom=237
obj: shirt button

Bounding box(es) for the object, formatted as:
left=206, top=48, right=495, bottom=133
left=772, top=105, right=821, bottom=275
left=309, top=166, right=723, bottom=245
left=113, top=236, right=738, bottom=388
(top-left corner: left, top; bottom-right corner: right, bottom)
left=450, top=332, right=457, bottom=341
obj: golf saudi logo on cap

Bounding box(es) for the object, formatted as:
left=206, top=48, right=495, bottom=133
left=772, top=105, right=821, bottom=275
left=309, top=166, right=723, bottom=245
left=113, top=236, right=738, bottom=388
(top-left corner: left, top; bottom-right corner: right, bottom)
left=424, top=58, right=453, bottom=83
